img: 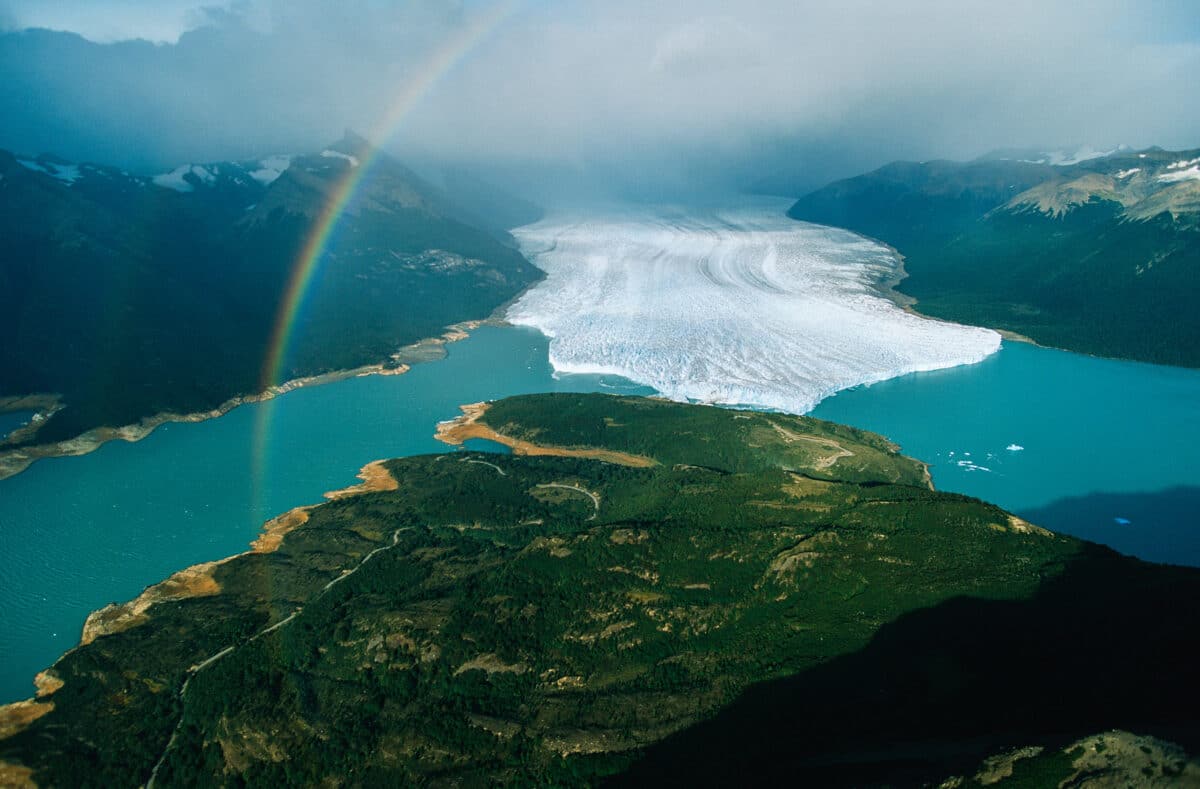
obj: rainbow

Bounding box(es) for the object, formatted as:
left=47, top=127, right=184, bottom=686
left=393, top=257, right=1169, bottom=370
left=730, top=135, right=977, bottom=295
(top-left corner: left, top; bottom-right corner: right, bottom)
left=259, top=0, right=519, bottom=392
left=249, top=1, right=519, bottom=515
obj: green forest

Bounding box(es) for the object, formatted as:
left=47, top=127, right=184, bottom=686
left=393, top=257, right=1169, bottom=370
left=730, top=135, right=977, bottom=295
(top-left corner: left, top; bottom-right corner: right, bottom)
left=3, top=395, right=1197, bottom=786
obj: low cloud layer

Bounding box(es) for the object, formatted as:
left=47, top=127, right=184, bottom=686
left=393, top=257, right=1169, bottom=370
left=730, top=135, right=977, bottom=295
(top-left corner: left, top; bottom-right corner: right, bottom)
left=2, top=0, right=1199, bottom=197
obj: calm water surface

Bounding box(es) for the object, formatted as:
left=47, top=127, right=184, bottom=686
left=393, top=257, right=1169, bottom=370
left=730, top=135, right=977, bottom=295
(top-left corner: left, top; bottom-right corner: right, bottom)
left=813, top=340, right=1200, bottom=567
left=0, top=411, right=34, bottom=440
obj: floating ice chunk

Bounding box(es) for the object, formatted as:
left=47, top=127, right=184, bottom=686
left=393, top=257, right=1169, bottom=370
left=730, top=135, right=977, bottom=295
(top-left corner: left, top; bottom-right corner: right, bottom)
left=955, top=459, right=992, bottom=472
left=509, top=202, right=1001, bottom=415
left=1114, top=517, right=1132, bottom=526
left=1006, top=444, right=1025, bottom=451
left=321, top=149, right=359, bottom=167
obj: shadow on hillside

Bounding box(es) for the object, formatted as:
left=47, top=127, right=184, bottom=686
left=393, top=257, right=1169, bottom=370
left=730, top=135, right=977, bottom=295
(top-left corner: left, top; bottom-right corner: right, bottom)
left=1019, top=486, right=1200, bottom=568
left=614, top=544, right=1200, bottom=787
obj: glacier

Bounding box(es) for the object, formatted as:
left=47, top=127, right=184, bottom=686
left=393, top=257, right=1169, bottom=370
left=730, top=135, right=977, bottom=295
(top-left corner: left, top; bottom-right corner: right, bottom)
left=508, top=202, right=1001, bottom=415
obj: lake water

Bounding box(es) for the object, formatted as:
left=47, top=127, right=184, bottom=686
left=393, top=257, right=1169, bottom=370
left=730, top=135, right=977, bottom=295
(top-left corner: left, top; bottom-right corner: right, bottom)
left=1, top=327, right=1198, bottom=703
left=812, top=340, right=1200, bottom=567
left=0, top=326, right=649, bottom=703
left=0, top=411, right=34, bottom=441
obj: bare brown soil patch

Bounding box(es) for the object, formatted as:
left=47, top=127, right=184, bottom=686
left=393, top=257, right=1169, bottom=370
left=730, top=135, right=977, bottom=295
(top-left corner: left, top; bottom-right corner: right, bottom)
left=32, top=672, right=62, bottom=699
left=768, top=421, right=854, bottom=469
left=0, top=760, right=37, bottom=788
left=0, top=699, right=53, bottom=740
left=81, top=561, right=224, bottom=645
left=435, top=402, right=657, bottom=468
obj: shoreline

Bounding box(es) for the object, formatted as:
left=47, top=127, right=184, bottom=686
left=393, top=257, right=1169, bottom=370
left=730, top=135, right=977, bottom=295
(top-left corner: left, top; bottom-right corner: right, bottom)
left=0, top=458, right=399, bottom=728
left=798, top=217, right=1200, bottom=370
left=795, top=214, right=1042, bottom=349
left=435, top=401, right=657, bottom=468
left=0, top=320, right=488, bottom=483
left=865, top=235, right=1040, bottom=348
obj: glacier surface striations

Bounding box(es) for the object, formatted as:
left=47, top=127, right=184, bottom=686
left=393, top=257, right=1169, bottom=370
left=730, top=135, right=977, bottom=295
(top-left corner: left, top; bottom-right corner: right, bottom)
left=508, top=203, right=1001, bottom=414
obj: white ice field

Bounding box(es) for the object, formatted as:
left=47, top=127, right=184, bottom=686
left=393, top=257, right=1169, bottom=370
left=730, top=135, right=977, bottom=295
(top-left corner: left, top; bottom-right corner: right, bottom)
left=508, top=202, right=1001, bottom=414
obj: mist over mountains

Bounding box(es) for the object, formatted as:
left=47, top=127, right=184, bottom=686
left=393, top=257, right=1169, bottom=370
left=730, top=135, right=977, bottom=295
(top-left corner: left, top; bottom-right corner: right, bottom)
left=2, top=0, right=1199, bottom=200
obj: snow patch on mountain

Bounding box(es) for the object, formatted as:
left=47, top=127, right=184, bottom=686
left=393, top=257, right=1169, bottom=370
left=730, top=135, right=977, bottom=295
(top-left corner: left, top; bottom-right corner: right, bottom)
left=249, top=155, right=291, bottom=185
left=321, top=150, right=359, bottom=167
left=152, top=164, right=218, bottom=192
left=17, top=158, right=82, bottom=185
left=1021, top=145, right=1118, bottom=166
left=1158, top=166, right=1200, bottom=184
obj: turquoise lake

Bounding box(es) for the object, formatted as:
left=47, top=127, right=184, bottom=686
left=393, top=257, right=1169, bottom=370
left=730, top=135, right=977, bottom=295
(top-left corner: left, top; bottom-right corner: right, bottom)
left=0, top=411, right=33, bottom=441
left=812, top=340, right=1200, bottom=568
left=0, top=326, right=650, bottom=703
left=1, top=327, right=1198, bottom=703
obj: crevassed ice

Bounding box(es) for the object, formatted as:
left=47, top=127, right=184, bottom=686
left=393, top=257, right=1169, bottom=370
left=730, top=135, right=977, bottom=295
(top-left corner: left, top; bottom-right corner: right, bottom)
left=508, top=203, right=1001, bottom=414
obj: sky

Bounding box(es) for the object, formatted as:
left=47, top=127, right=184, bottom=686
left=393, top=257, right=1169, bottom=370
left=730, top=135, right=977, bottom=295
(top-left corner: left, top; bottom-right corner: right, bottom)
left=2, top=0, right=1199, bottom=199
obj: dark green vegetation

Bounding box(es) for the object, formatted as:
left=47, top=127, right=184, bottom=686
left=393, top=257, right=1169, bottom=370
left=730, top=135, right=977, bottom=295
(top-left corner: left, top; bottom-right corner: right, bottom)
left=788, top=147, right=1200, bottom=366
left=0, top=134, right=542, bottom=445
left=2, top=394, right=1197, bottom=786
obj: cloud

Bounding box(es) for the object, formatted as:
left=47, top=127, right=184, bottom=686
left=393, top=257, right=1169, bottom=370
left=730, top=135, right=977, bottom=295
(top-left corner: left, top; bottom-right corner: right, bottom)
left=1, top=0, right=235, bottom=43
left=1, top=0, right=1198, bottom=197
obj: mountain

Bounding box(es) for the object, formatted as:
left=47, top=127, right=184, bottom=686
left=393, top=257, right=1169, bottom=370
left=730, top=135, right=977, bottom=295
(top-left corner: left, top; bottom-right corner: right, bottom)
left=1, top=394, right=1196, bottom=786
left=0, top=135, right=543, bottom=450
left=787, top=147, right=1200, bottom=367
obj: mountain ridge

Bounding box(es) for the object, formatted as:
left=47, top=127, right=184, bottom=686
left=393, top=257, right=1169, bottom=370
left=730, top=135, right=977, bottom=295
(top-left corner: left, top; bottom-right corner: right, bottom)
left=0, top=136, right=543, bottom=464
left=787, top=146, right=1200, bottom=366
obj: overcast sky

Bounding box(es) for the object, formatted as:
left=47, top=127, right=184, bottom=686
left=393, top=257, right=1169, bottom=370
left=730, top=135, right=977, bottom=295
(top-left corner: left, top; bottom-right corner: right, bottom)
left=2, top=0, right=1199, bottom=198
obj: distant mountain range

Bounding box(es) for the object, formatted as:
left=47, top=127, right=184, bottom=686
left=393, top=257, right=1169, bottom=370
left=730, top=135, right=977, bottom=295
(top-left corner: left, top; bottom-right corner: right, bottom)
left=0, top=134, right=543, bottom=449
left=788, top=146, right=1200, bottom=367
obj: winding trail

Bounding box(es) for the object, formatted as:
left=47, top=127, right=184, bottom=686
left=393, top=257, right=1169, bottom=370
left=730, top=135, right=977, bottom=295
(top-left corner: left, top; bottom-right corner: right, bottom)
left=768, top=420, right=855, bottom=469
left=535, top=483, right=600, bottom=520
left=146, top=528, right=405, bottom=787
left=463, top=458, right=507, bottom=476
